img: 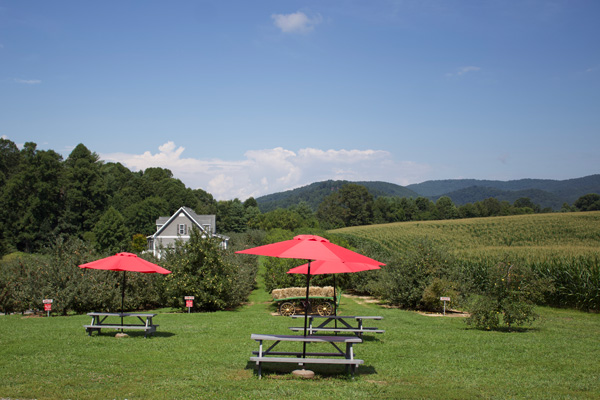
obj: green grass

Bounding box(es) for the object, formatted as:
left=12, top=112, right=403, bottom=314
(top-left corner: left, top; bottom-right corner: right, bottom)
left=1, top=269, right=599, bottom=400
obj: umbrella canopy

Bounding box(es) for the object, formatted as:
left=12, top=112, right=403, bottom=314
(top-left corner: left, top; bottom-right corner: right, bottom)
left=236, top=234, right=382, bottom=264
left=79, top=252, right=171, bottom=274
left=79, top=253, right=171, bottom=320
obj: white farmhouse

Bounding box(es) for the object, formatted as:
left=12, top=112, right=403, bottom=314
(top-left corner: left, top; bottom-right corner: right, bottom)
left=147, top=206, right=229, bottom=258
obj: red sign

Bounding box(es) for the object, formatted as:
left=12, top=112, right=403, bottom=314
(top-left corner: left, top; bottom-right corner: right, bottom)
left=44, top=303, right=52, bottom=311
left=186, top=300, right=193, bottom=308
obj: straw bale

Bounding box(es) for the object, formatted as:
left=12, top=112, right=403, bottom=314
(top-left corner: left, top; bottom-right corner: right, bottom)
left=271, top=286, right=334, bottom=299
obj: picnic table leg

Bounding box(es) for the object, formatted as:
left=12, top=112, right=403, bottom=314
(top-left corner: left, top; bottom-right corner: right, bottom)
left=257, top=339, right=263, bottom=379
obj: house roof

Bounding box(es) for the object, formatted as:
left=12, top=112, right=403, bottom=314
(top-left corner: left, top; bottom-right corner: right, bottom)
left=150, top=207, right=217, bottom=238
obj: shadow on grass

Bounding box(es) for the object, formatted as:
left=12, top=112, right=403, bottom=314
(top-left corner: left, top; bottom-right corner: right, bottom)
left=465, top=326, right=540, bottom=333
left=87, top=330, right=176, bottom=338
left=244, top=361, right=377, bottom=379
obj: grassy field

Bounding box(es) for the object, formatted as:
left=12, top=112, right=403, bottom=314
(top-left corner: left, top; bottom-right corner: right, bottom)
left=1, top=271, right=599, bottom=400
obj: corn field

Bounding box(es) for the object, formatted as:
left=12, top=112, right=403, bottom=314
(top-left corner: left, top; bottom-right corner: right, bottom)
left=333, top=211, right=600, bottom=311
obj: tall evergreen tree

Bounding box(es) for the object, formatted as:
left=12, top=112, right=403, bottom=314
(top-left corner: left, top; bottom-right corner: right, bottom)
left=60, top=144, right=107, bottom=237
left=0, top=143, right=64, bottom=252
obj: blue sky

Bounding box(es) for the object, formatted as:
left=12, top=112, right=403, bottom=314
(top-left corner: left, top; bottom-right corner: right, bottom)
left=1, top=1, right=599, bottom=200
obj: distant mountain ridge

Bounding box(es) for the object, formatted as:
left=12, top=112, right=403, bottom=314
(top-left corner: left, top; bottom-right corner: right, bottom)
left=256, top=180, right=418, bottom=212
left=255, top=174, right=600, bottom=212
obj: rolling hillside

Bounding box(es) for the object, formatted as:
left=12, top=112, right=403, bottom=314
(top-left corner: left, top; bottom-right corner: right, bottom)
left=406, top=174, right=600, bottom=205
left=255, top=180, right=418, bottom=212
left=255, top=174, right=600, bottom=212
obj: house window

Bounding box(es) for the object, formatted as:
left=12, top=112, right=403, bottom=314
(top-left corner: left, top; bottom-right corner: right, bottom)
left=178, top=224, right=187, bottom=235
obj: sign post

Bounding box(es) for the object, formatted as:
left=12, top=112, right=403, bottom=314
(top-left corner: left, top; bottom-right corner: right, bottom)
left=440, top=297, right=451, bottom=316
left=43, top=299, right=53, bottom=317
left=184, top=296, right=194, bottom=313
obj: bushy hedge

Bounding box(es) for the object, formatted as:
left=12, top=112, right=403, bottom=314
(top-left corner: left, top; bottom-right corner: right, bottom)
left=0, top=232, right=258, bottom=314
left=0, top=238, right=164, bottom=314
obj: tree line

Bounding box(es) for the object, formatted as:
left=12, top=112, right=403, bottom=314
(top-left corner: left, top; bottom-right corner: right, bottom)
left=1, top=138, right=597, bottom=257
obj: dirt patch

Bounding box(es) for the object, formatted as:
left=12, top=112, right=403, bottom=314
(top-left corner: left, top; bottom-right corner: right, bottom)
left=417, top=310, right=470, bottom=318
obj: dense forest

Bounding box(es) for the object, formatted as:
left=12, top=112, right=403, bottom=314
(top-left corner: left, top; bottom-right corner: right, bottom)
left=1, top=138, right=599, bottom=257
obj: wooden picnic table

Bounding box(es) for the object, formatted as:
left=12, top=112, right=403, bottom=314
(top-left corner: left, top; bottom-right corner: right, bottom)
left=84, top=312, right=158, bottom=337
left=250, top=333, right=363, bottom=379
left=289, top=315, right=384, bottom=337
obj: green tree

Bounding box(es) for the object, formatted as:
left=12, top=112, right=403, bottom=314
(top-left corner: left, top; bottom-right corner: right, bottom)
left=217, top=199, right=248, bottom=233
left=61, top=144, right=107, bottom=237
left=435, top=196, right=458, bottom=220
left=458, top=203, right=480, bottom=218
left=131, top=234, right=148, bottom=253
left=465, top=262, right=550, bottom=331
left=0, top=138, right=20, bottom=186
left=316, top=191, right=346, bottom=229
left=0, top=143, right=64, bottom=252
left=93, top=207, right=130, bottom=254
left=513, top=197, right=540, bottom=213
left=123, top=196, right=169, bottom=235
left=574, top=194, right=600, bottom=211
left=415, top=197, right=435, bottom=220
left=317, top=184, right=374, bottom=228
left=162, top=228, right=253, bottom=311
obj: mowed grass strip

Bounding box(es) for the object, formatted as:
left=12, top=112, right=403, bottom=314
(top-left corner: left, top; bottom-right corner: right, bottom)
left=1, top=290, right=599, bottom=399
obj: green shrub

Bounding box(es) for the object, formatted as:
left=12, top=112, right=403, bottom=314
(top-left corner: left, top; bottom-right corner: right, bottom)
left=421, top=278, right=461, bottom=312
left=465, top=262, right=550, bottom=330
left=369, top=239, right=456, bottom=310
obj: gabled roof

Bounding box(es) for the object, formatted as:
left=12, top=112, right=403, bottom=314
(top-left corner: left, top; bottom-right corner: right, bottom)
left=150, top=207, right=216, bottom=239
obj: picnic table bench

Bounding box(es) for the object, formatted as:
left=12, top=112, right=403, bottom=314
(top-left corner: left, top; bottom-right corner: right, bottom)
left=289, top=315, right=384, bottom=337
left=250, top=333, right=363, bottom=379
left=84, top=312, right=158, bottom=337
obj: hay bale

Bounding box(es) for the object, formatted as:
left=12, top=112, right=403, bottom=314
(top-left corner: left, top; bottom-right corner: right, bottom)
left=272, top=286, right=334, bottom=299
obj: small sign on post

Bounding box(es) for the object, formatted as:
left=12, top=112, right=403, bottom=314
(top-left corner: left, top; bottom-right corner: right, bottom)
left=440, top=297, right=450, bottom=315
left=185, top=296, right=194, bottom=313
left=43, top=299, right=53, bottom=317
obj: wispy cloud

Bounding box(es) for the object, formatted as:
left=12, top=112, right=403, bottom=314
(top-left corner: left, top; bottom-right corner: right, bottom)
left=101, top=142, right=431, bottom=200
left=272, top=11, right=323, bottom=34
left=446, top=66, right=481, bottom=77
left=585, top=65, right=598, bottom=73
left=15, top=78, right=41, bottom=85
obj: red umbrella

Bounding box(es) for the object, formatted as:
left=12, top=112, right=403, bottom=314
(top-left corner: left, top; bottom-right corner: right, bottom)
left=288, top=260, right=383, bottom=317
left=79, top=252, right=171, bottom=322
left=237, top=235, right=383, bottom=357
left=237, top=234, right=381, bottom=264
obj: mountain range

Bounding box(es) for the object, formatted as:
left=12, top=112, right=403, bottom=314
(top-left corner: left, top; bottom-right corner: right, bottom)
left=255, top=174, right=600, bottom=212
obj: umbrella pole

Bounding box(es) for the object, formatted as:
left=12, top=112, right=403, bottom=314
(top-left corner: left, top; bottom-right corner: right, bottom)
left=303, top=260, right=311, bottom=359
left=333, top=275, right=338, bottom=332
left=121, top=271, right=126, bottom=328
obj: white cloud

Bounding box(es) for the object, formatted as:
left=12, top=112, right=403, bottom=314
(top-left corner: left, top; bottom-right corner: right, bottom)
left=101, top=142, right=431, bottom=200
left=15, top=78, right=41, bottom=85
left=446, top=66, right=481, bottom=77
left=272, top=11, right=322, bottom=34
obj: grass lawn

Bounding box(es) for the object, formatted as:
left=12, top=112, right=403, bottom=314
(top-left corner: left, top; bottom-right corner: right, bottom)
left=1, top=279, right=599, bottom=399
